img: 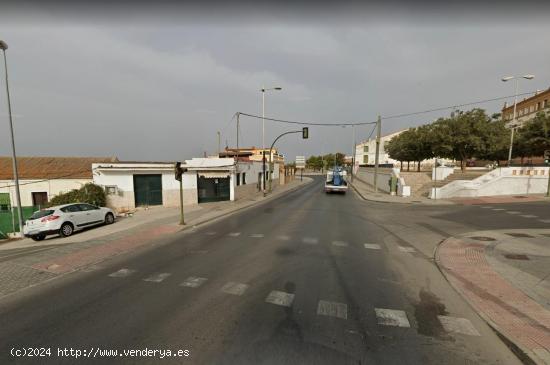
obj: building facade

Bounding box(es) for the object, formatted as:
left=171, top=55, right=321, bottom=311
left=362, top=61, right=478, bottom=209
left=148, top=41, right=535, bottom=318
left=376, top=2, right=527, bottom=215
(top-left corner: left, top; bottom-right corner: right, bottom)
left=220, top=147, right=284, bottom=164
left=354, top=130, right=404, bottom=166
left=0, top=156, right=117, bottom=209
left=502, top=88, right=550, bottom=127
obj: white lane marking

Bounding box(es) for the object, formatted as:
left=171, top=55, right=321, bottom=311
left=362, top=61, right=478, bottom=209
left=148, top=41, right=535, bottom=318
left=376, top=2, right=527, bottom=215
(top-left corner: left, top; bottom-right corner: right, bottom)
left=221, top=282, right=249, bottom=296
left=108, top=268, right=136, bottom=278
left=180, top=276, right=208, bottom=288
left=480, top=206, right=493, bottom=209
left=492, top=208, right=506, bottom=211
left=250, top=233, right=264, bottom=238
left=538, top=219, right=550, bottom=224
left=332, top=241, right=349, bottom=247
left=364, top=244, right=382, bottom=250
left=398, top=246, right=416, bottom=253
left=302, top=237, right=319, bottom=245
left=277, top=235, right=291, bottom=241
left=520, top=214, right=538, bottom=219
left=438, top=315, right=480, bottom=336
left=82, top=265, right=103, bottom=272
left=375, top=308, right=411, bottom=328
left=228, top=232, right=241, bottom=237
left=506, top=211, right=522, bottom=215
left=143, top=273, right=172, bottom=283
left=265, top=290, right=295, bottom=307
left=317, top=300, right=348, bottom=319
left=205, top=232, right=217, bottom=236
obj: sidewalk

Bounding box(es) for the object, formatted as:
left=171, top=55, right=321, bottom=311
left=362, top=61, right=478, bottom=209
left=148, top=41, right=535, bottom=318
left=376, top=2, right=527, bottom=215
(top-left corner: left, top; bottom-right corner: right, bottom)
left=436, top=228, right=550, bottom=364
left=0, top=177, right=312, bottom=299
left=349, top=177, right=454, bottom=205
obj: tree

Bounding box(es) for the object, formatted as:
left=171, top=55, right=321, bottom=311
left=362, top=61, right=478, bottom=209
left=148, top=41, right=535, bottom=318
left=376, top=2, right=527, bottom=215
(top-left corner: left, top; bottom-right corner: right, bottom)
left=431, top=109, right=493, bottom=171
left=516, top=112, right=550, bottom=159
left=49, top=183, right=107, bottom=207
left=386, top=126, right=434, bottom=171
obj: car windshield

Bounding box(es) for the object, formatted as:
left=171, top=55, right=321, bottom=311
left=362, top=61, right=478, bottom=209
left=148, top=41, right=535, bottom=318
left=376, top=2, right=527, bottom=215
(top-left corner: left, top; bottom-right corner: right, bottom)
left=29, top=210, right=54, bottom=220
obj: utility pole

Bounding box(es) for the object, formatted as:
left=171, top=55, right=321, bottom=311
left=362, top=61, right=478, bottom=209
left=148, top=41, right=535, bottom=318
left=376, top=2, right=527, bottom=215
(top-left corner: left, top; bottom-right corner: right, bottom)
left=351, top=125, right=356, bottom=182
left=1, top=40, right=24, bottom=236
left=236, top=113, right=239, bottom=161
left=217, top=131, right=221, bottom=155
left=373, top=115, right=382, bottom=192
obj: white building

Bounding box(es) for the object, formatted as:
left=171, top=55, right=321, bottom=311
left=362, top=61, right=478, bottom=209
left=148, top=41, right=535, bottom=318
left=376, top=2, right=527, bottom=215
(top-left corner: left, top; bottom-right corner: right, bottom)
left=92, top=157, right=279, bottom=212
left=354, top=130, right=404, bottom=166
left=0, top=156, right=117, bottom=209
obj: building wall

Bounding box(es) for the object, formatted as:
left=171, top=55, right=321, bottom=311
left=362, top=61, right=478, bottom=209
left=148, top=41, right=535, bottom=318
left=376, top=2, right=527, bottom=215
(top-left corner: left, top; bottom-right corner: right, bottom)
left=92, top=169, right=197, bottom=211
left=355, top=167, right=393, bottom=193
left=502, top=89, right=550, bottom=126
left=0, top=179, right=91, bottom=207
left=235, top=161, right=279, bottom=190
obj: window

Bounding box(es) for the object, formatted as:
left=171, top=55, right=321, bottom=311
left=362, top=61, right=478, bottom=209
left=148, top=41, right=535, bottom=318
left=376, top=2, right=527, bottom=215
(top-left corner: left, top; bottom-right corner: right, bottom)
left=29, top=210, right=55, bottom=220
left=545, top=99, right=548, bottom=108
left=0, top=204, right=9, bottom=213
left=529, top=105, right=534, bottom=113
left=363, top=155, right=369, bottom=164
left=363, top=146, right=369, bottom=153
left=31, top=192, right=48, bottom=207
left=0, top=193, right=10, bottom=212
left=78, top=203, right=99, bottom=211
left=236, top=173, right=240, bottom=186
left=537, top=102, right=541, bottom=110
left=105, top=186, right=117, bottom=195
left=61, top=204, right=81, bottom=213
left=242, top=173, right=246, bottom=185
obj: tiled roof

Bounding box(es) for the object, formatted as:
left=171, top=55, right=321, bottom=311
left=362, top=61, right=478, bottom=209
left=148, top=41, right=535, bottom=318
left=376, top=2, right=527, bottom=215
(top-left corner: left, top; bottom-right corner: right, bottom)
left=0, top=156, right=118, bottom=180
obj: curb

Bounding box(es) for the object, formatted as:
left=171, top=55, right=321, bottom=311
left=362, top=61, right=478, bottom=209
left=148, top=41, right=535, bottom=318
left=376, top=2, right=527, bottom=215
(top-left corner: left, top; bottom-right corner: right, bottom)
left=349, top=180, right=412, bottom=204
left=174, top=177, right=314, bottom=232
left=434, top=237, right=544, bottom=365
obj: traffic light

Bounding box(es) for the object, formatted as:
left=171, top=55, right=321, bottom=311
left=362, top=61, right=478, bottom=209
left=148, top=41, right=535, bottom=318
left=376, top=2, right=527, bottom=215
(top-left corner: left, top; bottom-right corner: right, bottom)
left=302, top=127, right=309, bottom=139
left=545, top=150, right=550, bottom=165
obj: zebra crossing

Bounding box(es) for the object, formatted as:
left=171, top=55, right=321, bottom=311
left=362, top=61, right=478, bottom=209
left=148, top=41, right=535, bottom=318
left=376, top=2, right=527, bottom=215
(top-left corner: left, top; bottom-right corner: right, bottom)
left=106, top=267, right=480, bottom=336
left=478, top=205, right=548, bottom=224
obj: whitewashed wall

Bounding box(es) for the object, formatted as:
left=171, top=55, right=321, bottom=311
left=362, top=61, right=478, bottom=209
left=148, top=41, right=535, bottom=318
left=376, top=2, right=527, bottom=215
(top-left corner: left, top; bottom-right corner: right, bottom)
left=0, top=179, right=91, bottom=207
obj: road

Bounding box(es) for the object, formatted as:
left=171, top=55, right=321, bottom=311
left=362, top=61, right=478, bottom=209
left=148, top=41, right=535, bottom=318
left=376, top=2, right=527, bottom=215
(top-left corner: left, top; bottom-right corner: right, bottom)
left=0, top=176, right=534, bottom=364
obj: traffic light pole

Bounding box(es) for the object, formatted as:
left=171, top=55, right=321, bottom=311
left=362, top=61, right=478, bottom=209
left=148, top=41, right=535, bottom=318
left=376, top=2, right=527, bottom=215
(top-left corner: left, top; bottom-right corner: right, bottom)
left=179, top=178, right=185, bottom=225
left=373, top=115, right=382, bottom=192
left=268, top=128, right=308, bottom=194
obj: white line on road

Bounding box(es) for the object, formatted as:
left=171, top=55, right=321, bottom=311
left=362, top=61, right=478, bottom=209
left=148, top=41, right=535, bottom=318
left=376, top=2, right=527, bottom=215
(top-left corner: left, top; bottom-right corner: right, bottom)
left=250, top=233, right=264, bottom=238
left=438, top=315, right=480, bottom=336
left=375, top=308, right=411, bottom=328
left=520, top=215, right=538, bottom=219
left=492, top=208, right=506, bottom=211
left=277, top=235, right=291, bottom=241
left=180, top=276, right=208, bottom=288
left=302, top=237, right=319, bottom=245
left=364, top=244, right=382, bottom=250
left=143, top=273, right=172, bottom=283
left=108, top=268, right=136, bottom=278
left=221, top=282, right=249, bottom=296
left=398, top=246, right=416, bottom=253
left=332, top=241, right=349, bottom=247
left=317, top=300, right=348, bottom=319
left=480, top=206, right=493, bottom=209
left=538, top=219, right=550, bottom=224
left=265, top=290, right=295, bottom=307
left=228, top=232, right=241, bottom=237
left=506, top=211, right=522, bottom=215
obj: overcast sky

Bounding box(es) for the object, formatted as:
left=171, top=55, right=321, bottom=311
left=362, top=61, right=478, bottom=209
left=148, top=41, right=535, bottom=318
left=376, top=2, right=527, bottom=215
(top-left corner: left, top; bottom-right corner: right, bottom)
left=1, top=2, right=550, bottom=162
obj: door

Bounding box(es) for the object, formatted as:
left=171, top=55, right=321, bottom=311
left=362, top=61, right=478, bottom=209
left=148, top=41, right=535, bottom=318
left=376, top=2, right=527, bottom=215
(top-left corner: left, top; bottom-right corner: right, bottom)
left=32, top=192, right=48, bottom=208
left=76, top=204, right=103, bottom=226
left=197, top=176, right=230, bottom=203
left=133, top=174, right=163, bottom=207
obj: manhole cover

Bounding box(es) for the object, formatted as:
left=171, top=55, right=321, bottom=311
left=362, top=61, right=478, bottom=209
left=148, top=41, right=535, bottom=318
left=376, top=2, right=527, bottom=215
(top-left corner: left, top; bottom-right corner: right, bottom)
left=506, top=233, right=534, bottom=238
left=469, top=236, right=496, bottom=241
left=504, top=254, right=530, bottom=260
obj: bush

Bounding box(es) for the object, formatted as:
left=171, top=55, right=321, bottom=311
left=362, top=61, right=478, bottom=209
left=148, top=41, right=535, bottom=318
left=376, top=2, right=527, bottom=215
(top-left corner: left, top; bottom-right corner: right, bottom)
left=49, top=183, right=106, bottom=207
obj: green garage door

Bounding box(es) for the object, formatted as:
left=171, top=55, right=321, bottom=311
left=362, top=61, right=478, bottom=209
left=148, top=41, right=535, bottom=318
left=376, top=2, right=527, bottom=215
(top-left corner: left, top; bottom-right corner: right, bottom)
left=197, top=176, right=230, bottom=203
left=134, top=174, right=163, bottom=207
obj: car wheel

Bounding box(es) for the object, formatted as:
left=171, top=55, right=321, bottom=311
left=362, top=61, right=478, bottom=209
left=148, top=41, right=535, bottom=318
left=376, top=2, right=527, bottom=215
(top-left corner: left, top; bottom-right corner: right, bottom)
left=60, top=222, right=74, bottom=237
left=104, top=213, right=115, bottom=225
left=31, top=234, right=46, bottom=241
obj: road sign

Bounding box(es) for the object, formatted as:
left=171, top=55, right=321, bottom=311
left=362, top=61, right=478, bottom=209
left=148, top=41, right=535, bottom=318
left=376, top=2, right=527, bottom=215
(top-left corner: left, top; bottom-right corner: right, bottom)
left=296, top=156, right=306, bottom=169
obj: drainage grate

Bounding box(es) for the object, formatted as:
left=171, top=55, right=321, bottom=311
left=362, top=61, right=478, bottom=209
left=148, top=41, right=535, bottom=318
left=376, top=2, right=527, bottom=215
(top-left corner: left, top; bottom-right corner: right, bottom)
left=506, top=233, right=534, bottom=238
left=469, top=236, right=496, bottom=241
left=504, top=254, right=530, bottom=260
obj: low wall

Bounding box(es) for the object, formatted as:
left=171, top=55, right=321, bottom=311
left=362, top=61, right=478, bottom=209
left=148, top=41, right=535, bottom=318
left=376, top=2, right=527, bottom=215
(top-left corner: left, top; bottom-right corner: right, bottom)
left=355, top=168, right=393, bottom=193
left=431, top=167, right=549, bottom=198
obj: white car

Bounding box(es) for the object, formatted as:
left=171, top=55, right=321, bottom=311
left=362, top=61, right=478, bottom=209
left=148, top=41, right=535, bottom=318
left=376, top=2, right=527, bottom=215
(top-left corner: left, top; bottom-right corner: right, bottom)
left=23, top=203, right=115, bottom=241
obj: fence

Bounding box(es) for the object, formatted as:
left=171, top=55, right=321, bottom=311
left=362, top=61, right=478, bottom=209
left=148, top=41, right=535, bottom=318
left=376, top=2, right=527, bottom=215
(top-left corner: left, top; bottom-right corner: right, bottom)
left=0, top=206, right=41, bottom=239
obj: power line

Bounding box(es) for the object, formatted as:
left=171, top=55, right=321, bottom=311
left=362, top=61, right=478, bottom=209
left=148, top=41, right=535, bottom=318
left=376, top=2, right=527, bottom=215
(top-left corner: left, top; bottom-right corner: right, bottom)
left=380, top=91, right=539, bottom=121
left=237, top=112, right=377, bottom=126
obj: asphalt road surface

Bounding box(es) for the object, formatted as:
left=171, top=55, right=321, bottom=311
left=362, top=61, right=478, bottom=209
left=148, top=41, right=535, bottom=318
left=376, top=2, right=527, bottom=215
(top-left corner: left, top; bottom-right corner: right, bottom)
left=0, top=177, right=528, bottom=364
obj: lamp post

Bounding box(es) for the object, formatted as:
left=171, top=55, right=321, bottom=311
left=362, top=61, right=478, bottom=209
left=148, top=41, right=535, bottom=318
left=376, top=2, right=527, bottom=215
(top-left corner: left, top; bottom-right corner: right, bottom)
left=501, top=75, right=534, bottom=166
left=0, top=40, right=24, bottom=236
left=261, top=86, right=282, bottom=196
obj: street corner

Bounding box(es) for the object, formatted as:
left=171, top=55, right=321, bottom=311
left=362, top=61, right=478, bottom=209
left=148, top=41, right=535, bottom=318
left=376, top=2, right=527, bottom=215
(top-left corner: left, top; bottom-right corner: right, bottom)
left=435, top=231, right=550, bottom=365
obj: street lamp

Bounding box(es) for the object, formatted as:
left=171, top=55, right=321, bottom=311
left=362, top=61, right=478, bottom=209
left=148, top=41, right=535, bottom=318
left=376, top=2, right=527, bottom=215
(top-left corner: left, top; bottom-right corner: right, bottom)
left=0, top=40, right=24, bottom=237
left=501, top=74, right=535, bottom=166
left=261, top=86, right=282, bottom=196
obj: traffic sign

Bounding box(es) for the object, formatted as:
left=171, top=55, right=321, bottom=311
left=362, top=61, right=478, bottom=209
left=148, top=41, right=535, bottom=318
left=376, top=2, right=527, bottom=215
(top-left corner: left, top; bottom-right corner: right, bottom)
left=296, top=156, right=306, bottom=169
